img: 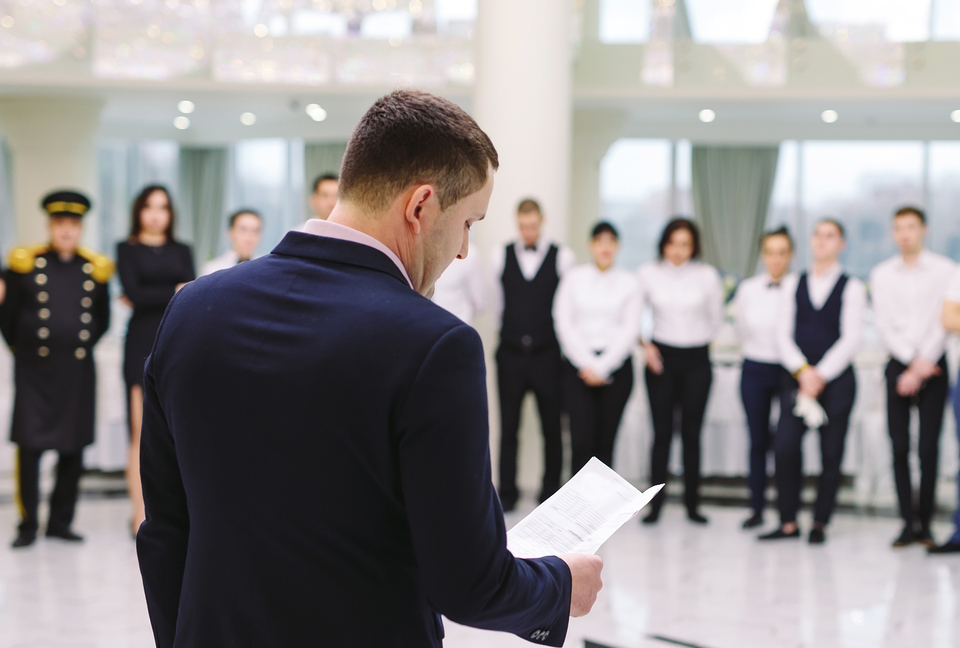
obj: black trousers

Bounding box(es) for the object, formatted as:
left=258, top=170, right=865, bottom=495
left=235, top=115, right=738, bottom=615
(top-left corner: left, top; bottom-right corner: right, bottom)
left=645, top=342, right=712, bottom=514
left=885, top=356, right=949, bottom=531
left=16, top=446, right=84, bottom=534
left=740, top=360, right=786, bottom=514
left=774, top=367, right=856, bottom=526
left=496, top=344, right=563, bottom=504
left=564, top=358, right=634, bottom=475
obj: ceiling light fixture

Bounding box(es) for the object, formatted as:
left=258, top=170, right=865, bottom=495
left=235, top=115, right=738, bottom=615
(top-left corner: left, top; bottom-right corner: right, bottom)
left=174, top=116, right=190, bottom=130
left=306, top=103, right=327, bottom=122
left=177, top=100, right=195, bottom=114
left=698, top=109, right=716, bottom=123
left=240, top=112, right=256, bottom=125
left=821, top=109, right=839, bottom=123
left=951, top=110, right=960, bottom=123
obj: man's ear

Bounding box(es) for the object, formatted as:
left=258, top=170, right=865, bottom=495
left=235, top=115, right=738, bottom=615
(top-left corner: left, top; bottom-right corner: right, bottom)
left=404, top=185, right=439, bottom=235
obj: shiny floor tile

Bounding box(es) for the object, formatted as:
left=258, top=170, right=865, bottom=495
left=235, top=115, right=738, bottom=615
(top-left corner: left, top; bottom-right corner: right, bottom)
left=1, top=500, right=957, bottom=648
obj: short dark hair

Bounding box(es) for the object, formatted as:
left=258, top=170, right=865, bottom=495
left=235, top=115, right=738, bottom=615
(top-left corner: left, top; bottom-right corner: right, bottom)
left=658, top=217, right=701, bottom=259
left=591, top=221, right=619, bottom=240
left=894, top=205, right=926, bottom=224
left=129, top=185, right=177, bottom=243
left=817, top=218, right=846, bottom=239
left=761, top=225, right=793, bottom=251
left=228, top=208, right=261, bottom=229
left=312, top=173, right=339, bottom=194
left=339, top=90, right=499, bottom=212
left=517, top=198, right=542, bottom=216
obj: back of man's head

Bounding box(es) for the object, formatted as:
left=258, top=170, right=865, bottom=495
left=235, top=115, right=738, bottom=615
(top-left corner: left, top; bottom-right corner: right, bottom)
left=339, top=90, right=499, bottom=213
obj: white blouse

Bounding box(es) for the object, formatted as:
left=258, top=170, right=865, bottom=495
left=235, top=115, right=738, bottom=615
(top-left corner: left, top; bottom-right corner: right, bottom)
left=636, top=260, right=724, bottom=349
left=734, top=273, right=795, bottom=365
left=553, top=264, right=641, bottom=379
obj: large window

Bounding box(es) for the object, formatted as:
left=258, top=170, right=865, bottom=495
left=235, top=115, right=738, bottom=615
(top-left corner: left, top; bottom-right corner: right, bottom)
left=599, top=139, right=672, bottom=271
left=928, top=142, right=960, bottom=260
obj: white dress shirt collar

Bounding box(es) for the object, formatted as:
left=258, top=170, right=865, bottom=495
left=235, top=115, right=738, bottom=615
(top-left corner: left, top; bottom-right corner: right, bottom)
left=302, top=218, right=413, bottom=289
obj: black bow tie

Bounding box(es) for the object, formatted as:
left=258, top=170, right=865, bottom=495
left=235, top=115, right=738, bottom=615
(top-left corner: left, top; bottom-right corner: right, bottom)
left=768, top=281, right=781, bottom=288
left=524, top=245, right=537, bottom=252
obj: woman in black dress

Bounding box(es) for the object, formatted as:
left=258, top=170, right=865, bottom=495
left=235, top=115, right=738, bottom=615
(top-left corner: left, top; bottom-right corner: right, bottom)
left=117, top=185, right=195, bottom=535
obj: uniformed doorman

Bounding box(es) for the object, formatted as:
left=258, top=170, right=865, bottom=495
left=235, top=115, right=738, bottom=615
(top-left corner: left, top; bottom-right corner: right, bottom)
left=0, top=190, right=113, bottom=548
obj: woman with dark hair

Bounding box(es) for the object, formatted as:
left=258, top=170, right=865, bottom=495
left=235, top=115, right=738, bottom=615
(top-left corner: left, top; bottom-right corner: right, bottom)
left=553, top=222, right=640, bottom=474
left=117, top=185, right=195, bottom=535
left=637, top=217, right=723, bottom=524
left=733, top=227, right=794, bottom=530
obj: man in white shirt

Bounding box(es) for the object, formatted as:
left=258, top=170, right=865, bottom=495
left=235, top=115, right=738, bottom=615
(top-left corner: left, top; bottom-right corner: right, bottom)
left=200, top=209, right=263, bottom=276
left=759, top=219, right=866, bottom=545
left=491, top=199, right=576, bottom=511
left=870, top=206, right=955, bottom=548
left=929, top=268, right=960, bottom=555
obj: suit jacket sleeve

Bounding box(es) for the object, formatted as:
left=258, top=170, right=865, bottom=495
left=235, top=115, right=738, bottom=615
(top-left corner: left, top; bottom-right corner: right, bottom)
left=0, top=268, right=24, bottom=347
left=136, top=294, right=190, bottom=648
left=397, top=323, right=572, bottom=646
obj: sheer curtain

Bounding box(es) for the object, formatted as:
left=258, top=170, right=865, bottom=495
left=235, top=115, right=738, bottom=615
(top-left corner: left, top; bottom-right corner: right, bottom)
left=691, top=145, right=779, bottom=277
left=304, top=142, right=347, bottom=190
left=178, top=146, right=229, bottom=266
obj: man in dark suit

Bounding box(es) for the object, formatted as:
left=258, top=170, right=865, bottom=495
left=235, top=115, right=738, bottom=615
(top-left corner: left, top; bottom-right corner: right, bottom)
left=137, top=90, right=603, bottom=648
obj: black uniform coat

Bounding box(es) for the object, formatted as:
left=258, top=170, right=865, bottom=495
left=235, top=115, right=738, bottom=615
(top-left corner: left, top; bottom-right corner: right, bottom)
left=0, top=245, right=112, bottom=452
left=137, top=232, right=572, bottom=648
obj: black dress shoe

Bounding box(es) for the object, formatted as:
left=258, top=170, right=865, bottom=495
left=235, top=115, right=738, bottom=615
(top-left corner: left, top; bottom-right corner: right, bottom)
left=892, top=525, right=917, bottom=548
left=758, top=527, right=800, bottom=541
left=642, top=509, right=661, bottom=525
left=742, top=513, right=764, bottom=529
left=687, top=510, right=708, bottom=524
left=46, top=528, right=84, bottom=542
left=928, top=540, right=960, bottom=554
left=11, top=528, right=37, bottom=549
left=808, top=528, right=826, bottom=544
left=917, top=528, right=936, bottom=549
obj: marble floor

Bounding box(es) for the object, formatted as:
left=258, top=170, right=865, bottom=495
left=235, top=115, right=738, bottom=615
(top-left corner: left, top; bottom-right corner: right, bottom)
left=1, top=499, right=958, bottom=648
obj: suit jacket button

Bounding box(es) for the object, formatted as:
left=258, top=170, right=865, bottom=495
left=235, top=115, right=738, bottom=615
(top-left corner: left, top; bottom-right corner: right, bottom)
left=38, top=346, right=49, bottom=357
left=75, top=348, right=87, bottom=360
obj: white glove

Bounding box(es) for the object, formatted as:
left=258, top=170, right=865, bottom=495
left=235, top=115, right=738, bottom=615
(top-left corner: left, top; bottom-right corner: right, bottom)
left=793, top=392, right=828, bottom=429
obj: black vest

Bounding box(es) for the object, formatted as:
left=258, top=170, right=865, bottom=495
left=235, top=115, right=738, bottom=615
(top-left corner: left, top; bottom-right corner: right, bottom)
left=500, top=243, right=560, bottom=352
left=794, top=272, right=848, bottom=366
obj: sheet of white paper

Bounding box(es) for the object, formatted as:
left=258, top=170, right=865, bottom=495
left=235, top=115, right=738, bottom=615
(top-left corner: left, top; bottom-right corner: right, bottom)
left=507, top=457, right=664, bottom=559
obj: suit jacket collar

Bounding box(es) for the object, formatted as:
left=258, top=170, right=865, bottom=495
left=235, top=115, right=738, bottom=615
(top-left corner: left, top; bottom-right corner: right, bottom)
left=272, top=231, right=411, bottom=288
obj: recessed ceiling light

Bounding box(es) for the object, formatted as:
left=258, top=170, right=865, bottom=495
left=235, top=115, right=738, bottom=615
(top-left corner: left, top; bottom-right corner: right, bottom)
left=173, top=116, right=190, bottom=130
left=306, top=103, right=327, bottom=122
left=240, top=112, right=256, bottom=126
left=951, top=110, right=960, bottom=123
left=821, top=109, right=839, bottom=123
left=177, top=100, right=195, bottom=114
left=254, top=24, right=269, bottom=38
left=698, top=109, right=716, bottom=123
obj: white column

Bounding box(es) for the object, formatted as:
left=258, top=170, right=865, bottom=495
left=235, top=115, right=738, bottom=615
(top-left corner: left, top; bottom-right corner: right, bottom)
left=0, top=96, right=103, bottom=246
left=473, top=0, right=573, bottom=252
left=473, top=1, right=573, bottom=495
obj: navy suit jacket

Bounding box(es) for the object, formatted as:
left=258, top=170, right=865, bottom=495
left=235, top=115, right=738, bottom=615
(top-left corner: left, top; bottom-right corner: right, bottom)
left=137, top=232, right=572, bottom=647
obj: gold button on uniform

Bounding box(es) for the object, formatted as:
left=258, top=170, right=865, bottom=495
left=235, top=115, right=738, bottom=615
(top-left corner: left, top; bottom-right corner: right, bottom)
left=37, top=291, right=49, bottom=303
left=79, top=330, right=90, bottom=341
left=38, top=346, right=49, bottom=357
left=75, top=348, right=87, bottom=359
left=83, top=263, right=93, bottom=274
left=83, top=280, right=95, bottom=291
left=35, top=274, right=47, bottom=286
left=80, top=313, right=92, bottom=324
left=38, top=308, right=50, bottom=320
left=35, top=257, right=47, bottom=269
left=81, top=297, right=92, bottom=308
left=37, top=327, right=49, bottom=340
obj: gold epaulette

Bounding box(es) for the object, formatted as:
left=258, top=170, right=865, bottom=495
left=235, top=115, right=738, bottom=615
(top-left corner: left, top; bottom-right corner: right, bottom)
left=7, top=244, right=49, bottom=274
left=77, top=247, right=115, bottom=284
